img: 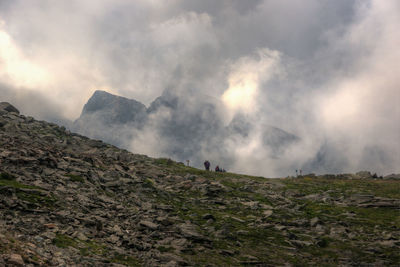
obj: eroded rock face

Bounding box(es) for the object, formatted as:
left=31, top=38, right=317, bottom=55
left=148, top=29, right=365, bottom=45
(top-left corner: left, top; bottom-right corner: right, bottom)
left=0, top=104, right=399, bottom=266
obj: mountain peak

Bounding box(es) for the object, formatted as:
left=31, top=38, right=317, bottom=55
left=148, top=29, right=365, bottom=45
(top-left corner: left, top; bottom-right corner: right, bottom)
left=82, top=90, right=145, bottom=113
left=77, top=90, right=147, bottom=125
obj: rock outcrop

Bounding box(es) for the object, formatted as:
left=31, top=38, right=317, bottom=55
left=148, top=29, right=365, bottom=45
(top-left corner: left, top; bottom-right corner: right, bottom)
left=1, top=103, right=399, bottom=266
left=0, top=102, right=19, bottom=114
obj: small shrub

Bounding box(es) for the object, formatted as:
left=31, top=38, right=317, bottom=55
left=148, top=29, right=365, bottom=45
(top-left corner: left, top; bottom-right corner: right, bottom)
left=317, top=237, right=330, bottom=248
left=0, top=172, right=15, bottom=180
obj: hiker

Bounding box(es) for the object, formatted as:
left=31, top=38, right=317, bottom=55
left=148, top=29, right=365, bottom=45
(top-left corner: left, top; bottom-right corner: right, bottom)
left=299, top=169, right=303, bottom=176
left=204, top=160, right=210, bottom=171
left=215, top=165, right=220, bottom=172
left=296, top=169, right=298, bottom=177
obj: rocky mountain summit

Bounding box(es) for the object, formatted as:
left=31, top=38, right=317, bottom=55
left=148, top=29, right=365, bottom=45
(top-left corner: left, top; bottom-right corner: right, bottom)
left=0, top=102, right=399, bottom=266
left=72, top=90, right=298, bottom=169
left=75, top=90, right=148, bottom=127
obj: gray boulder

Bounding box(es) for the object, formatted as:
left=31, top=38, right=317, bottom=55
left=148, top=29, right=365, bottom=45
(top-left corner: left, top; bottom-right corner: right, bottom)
left=0, top=102, right=19, bottom=114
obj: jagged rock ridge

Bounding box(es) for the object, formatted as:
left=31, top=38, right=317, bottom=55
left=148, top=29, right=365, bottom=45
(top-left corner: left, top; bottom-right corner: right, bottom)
left=0, top=102, right=399, bottom=266
left=73, top=90, right=299, bottom=169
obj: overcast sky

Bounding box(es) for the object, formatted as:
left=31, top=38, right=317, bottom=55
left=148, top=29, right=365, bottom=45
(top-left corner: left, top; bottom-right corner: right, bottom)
left=0, top=0, right=399, bottom=176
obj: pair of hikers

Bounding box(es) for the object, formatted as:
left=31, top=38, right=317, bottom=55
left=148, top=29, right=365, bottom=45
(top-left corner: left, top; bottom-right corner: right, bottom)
left=204, top=160, right=226, bottom=172
left=215, top=165, right=226, bottom=172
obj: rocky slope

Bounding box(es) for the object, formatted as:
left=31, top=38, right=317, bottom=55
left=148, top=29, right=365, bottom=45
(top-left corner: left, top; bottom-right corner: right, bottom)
left=0, top=102, right=399, bottom=266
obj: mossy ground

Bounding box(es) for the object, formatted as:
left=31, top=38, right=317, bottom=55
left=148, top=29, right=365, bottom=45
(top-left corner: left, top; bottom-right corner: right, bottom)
left=53, top=234, right=140, bottom=266
left=154, top=157, right=265, bottom=181
left=65, top=173, right=85, bottom=183
left=149, top=163, right=400, bottom=266
left=0, top=172, right=57, bottom=207
left=283, top=176, right=400, bottom=198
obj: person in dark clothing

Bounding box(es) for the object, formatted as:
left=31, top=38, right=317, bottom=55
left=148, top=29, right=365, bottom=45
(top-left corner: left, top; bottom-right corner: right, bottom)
left=215, top=165, right=220, bottom=172
left=204, top=160, right=210, bottom=171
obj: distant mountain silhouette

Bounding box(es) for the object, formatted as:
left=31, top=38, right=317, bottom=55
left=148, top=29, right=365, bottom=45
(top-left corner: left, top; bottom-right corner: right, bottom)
left=73, top=90, right=299, bottom=168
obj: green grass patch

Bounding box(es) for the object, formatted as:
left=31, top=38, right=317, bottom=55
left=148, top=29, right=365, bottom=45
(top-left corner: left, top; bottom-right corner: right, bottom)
left=183, top=252, right=238, bottom=266
left=153, top=157, right=266, bottom=182
left=295, top=199, right=400, bottom=228
left=154, top=158, right=174, bottom=166
left=53, top=234, right=77, bottom=248
left=0, top=177, right=57, bottom=207
left=348, top=206, right=400, bottom=228
left=65, top=174, right=85, bottom=183
left=110, top=253, right=140, bottom=267
left=53, top=234, right=108, bottom=257
left=79, top=240, right=107, bottom=256
left=0, top=179, right=38, bottom=189
left=16, top=191, right=56, bottom=206
left=282, top=177, right=400, bottom=199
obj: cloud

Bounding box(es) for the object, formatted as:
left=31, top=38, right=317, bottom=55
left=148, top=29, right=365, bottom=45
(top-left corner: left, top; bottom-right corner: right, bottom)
left=313, top=0, right=400, bottom=174
left=0, top=83, right=71, bottom=126
left=222, top=48, right=281, bottom=117
left=0, top=23, right=50, bottom=89
left=0, top=0, right=398, bottom=176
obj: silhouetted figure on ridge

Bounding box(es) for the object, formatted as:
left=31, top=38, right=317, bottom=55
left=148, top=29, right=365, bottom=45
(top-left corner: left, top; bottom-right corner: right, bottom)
left=204, top=160, right=210, bottom=171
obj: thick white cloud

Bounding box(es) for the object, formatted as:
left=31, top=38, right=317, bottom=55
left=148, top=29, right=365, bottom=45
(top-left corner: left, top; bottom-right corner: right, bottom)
left=315, top=0, right=400, bottom=173
left=222, top=48, right=281, bottom=117
left=0, top=0, right=398, bottom=176
left=0, top=25, right=50, bottom=89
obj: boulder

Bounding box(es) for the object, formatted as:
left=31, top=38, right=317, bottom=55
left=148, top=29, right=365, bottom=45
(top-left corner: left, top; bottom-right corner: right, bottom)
left=139, top=220, right=159, bottom=230
left=310, top=217, right=319, bottom=227
left=7, top=254, right=24, bottom=266
left=263, top=210, right=273, bottom=218
left=0, top=102, right=19, bottom=114
left=177, top=223, right=207, bottom=242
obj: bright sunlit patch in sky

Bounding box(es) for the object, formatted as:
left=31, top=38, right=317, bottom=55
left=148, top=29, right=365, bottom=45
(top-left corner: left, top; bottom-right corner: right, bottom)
left=222, top=72, right=258, bottom=114
left=221, top=48, right=281, bottom=116
left=0, top=28, right=50, bottom=89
